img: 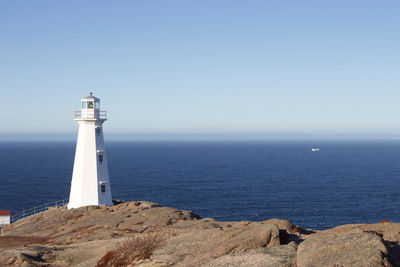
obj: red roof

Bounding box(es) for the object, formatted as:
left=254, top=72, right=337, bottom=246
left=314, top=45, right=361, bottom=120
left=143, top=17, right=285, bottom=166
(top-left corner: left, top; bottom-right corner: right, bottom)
left=0, top=210, right=10, bottom=216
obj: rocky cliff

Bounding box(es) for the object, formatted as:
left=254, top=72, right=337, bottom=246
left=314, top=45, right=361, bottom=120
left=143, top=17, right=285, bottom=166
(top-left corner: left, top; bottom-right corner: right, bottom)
left=1, top=201, right=399, bottom=267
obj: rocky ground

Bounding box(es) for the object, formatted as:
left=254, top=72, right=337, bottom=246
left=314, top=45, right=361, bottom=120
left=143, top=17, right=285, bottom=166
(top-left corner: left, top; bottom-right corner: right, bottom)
left=1, top=200, right=399, bottom=266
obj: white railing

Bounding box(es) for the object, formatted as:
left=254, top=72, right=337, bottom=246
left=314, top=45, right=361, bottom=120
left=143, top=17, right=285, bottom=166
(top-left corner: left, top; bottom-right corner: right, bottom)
left=11, top=199, right=69, bottom=223
left=74, top=110, right=107, bottom=120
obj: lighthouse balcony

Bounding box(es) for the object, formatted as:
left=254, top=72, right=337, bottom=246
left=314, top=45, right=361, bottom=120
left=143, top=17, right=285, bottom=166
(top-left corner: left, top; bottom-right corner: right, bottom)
left=74, top=110, right=107, bottom=120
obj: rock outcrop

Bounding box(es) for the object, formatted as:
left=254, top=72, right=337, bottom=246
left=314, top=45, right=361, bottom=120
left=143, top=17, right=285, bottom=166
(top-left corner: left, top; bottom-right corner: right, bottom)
left=297, top=229, right=389, bottom=267
left=0, top=201, right=399, bottom=266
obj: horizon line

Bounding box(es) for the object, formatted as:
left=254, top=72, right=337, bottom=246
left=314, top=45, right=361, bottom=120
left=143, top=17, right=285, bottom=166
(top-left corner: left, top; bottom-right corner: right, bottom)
left=2, top=132, right=400, bottom=142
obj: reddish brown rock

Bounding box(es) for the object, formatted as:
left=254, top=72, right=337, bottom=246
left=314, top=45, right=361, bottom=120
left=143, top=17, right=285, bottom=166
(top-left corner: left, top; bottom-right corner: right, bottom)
left=2, top=201, right=400, bottom=266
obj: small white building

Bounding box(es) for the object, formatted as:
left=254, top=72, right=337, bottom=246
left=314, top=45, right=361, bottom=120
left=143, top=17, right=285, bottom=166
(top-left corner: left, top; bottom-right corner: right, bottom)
left=0, top=210, right=10, bottom=226
left=68, top=93, right=113, bottom=209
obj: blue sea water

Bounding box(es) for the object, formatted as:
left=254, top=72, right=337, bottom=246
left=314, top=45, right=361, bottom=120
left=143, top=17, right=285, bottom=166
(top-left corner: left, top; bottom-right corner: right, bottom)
left=1, top=140, right=400, bottom=230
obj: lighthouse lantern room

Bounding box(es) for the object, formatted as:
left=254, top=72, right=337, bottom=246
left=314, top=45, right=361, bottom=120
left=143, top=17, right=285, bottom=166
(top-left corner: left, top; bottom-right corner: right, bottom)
left=68, top=93, right=113, bottom=209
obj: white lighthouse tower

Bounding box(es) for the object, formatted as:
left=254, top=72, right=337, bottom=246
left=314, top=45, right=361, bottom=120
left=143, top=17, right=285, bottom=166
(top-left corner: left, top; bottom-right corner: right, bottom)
left=68, top=93, right=113, bottom=209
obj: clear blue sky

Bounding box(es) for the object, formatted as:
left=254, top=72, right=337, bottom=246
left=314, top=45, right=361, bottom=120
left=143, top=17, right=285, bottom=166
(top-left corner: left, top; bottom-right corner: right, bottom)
left=0, top=1, right=399, bottom=139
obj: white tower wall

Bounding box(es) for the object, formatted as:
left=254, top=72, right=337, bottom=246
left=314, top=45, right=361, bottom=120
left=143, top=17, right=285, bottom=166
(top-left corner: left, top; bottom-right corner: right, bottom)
left=68, top=94, right=112, bottom=209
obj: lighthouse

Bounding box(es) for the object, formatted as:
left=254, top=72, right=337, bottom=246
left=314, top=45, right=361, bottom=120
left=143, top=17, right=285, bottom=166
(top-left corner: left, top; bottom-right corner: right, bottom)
left=68, top=93, right=113, bottom=209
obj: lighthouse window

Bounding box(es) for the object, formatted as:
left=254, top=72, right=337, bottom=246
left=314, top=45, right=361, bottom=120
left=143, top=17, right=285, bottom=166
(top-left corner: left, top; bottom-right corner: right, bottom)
left=99, top=154, right=103, bottom=163
left=101, top=185, right=106, bottom=193
left=87, top=101, right=94, bottom=109
left=95, top=101, right=100, bottom=109
left=82, top=101, right=87, bottom=109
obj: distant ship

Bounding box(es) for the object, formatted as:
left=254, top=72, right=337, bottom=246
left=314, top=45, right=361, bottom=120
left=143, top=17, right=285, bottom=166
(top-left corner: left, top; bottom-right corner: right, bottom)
left=311, top=148, right=320, bottom=152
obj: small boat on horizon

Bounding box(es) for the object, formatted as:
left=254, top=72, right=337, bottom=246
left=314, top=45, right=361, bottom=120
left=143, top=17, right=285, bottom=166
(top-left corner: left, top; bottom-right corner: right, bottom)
left=311, top=148, right=320, bottom=152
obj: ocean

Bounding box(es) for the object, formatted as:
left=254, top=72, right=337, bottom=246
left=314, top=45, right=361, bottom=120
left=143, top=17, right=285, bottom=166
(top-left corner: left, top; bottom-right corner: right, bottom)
left=1, top=140, right=400, bottom=230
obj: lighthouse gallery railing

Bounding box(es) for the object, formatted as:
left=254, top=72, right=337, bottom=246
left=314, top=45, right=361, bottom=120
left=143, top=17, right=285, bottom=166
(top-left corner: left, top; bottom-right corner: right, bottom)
left=11, top=199, right=69, bottom=223
left=74, top=110, right=107, bottom=120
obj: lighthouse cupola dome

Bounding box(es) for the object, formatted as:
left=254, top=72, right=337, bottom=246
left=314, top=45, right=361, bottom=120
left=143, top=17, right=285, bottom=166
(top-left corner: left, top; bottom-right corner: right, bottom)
left=74, top=92, right=106, bottom=120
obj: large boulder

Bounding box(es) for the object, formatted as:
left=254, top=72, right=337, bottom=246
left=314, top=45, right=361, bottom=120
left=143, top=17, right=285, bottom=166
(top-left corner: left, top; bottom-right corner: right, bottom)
left=297, top=228, right=390, bottom=267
